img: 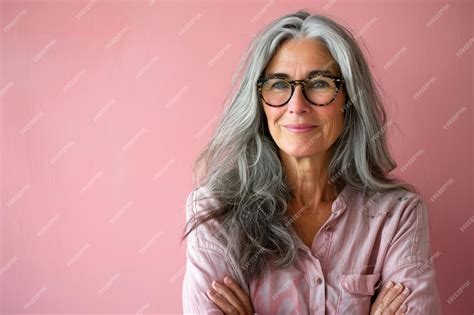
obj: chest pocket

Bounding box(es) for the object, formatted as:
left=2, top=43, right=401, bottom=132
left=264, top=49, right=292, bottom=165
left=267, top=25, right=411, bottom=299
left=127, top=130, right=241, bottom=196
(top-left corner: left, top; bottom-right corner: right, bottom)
left=341, top=272, right=382, bottom=295
left=337, top=272, right=382, bottom=314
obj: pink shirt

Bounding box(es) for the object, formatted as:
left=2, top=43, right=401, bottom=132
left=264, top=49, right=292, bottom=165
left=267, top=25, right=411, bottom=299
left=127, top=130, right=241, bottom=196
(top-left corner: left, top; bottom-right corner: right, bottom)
left=182, top=185, right=442, bottom=314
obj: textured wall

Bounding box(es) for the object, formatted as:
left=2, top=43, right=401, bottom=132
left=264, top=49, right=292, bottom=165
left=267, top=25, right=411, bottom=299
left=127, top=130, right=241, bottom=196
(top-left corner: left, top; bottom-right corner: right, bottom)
left=1, top=0, right=472, bottom=314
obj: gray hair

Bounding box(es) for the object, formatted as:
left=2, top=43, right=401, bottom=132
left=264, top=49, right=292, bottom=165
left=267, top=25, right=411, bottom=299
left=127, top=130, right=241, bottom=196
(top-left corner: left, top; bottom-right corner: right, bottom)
left=182, top=10, right=415, bottom=286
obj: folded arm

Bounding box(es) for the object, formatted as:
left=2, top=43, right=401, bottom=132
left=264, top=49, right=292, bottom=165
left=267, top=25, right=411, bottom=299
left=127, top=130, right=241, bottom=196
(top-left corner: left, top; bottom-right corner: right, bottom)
left=378, top=196, right=442, bottom=314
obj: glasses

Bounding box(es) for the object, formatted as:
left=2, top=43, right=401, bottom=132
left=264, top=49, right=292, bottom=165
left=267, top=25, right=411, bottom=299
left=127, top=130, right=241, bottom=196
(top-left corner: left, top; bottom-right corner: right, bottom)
left=257, top=74, right=344, bottom=107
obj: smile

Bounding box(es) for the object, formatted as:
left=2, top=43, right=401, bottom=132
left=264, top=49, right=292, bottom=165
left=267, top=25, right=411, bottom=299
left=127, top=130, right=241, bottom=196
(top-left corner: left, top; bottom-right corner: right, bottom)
left=284, top=126, right=318, bottom=134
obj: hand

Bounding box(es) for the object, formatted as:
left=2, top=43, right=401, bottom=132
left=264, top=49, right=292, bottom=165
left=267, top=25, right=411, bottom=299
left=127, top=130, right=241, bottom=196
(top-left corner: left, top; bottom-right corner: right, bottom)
left=370, top=281, right=410, bottom=315
left=206, top=276, right=254, bottom=315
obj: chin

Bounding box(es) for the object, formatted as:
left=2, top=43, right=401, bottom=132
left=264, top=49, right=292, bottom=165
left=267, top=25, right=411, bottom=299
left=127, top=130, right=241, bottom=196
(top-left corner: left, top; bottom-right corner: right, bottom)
left=281, top=143, right=323, bottom=158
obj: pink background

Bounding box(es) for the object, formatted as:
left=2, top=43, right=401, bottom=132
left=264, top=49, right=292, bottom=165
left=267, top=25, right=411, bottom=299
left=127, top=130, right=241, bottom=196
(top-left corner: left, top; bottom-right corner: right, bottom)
left=1, top=0, right=472, bottom=314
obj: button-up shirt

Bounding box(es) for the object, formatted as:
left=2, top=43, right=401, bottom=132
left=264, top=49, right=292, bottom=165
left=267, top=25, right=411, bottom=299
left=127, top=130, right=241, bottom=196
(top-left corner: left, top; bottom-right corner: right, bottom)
left=182, top=185, right=442, bottom=314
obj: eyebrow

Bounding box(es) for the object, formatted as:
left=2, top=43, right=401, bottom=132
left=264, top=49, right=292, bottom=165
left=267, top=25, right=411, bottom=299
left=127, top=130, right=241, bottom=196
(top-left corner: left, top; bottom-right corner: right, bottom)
left=265, top=69, right=335, bottom=79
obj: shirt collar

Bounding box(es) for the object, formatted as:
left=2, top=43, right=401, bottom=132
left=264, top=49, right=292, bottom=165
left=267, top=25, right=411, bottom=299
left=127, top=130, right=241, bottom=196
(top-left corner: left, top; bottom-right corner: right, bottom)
left=295, top=184, right=353, bottom=252
left=331, top=184, right=352, bottom=214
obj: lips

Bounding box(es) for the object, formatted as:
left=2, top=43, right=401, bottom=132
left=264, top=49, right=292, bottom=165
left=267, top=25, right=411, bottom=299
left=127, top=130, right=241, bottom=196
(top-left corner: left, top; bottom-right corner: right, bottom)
left=284, top=124, right=317, bottom=128
left=284, top=124, right=318, bottom=134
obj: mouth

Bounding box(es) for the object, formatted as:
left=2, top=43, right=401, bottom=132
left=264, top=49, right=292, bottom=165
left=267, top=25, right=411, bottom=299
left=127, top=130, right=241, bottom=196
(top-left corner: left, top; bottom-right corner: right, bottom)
left=284, top=124, right=318, bottom=134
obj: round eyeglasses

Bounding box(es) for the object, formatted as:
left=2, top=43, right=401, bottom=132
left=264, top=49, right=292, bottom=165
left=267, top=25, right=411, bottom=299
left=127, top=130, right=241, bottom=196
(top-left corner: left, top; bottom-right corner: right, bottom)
left=257, top=74, right=344, bottom=107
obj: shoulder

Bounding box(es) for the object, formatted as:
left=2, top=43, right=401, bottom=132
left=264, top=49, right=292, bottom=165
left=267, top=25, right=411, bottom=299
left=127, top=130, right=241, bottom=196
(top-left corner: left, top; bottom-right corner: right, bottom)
left=351, top=187, right=425, bottom=219
left=365, top=188, right=433, bottom=252
left=184, top=186, right=225, bottom=252
left=381, top=189, right=428, bottom=222
left=373, top=189, right=435, bottom=270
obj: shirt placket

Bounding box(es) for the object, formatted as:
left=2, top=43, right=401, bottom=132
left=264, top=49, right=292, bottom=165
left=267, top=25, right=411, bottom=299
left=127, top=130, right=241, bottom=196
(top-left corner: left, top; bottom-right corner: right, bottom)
left=304, top=253, right=326, bottom=315
left=306, top=200, right=347, bottom=314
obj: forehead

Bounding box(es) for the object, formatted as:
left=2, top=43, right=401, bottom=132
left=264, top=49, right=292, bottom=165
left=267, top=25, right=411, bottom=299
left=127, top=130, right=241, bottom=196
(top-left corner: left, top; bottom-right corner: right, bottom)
left=264, top=38, right=339, bottom=76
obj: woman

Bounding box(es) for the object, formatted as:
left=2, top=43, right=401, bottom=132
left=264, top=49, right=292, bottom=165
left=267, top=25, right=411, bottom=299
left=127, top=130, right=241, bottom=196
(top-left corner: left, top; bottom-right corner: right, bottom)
left=181, top=10, right=442, bottom=314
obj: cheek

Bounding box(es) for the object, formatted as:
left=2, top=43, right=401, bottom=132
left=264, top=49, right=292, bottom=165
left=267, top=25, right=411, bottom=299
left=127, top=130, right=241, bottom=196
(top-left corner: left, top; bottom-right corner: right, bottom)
left=263, top=108, right=288, bottom=147
left=264, top=108, right=285, bottom=129
left=317, top=99, right=344, bottom=121
left=322, top=108, right=345, bottom=137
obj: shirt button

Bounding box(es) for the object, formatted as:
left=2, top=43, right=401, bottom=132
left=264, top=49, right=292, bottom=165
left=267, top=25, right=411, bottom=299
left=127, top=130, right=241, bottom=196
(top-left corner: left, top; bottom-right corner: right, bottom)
left=316, top=277, right=323, bottom=285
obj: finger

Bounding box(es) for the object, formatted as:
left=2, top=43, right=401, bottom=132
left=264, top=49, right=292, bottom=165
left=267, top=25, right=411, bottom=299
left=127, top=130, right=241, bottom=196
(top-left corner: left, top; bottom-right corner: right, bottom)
left=380, top=284, right=406, bottom=314
left=377, top=281, right=395, bottom=300
left=224, top=276, right=253, bottom=314
left=373, top=283, right=404, bottom=314
left=382, top=283, right=405, bottom=306
left=394, top=303, right=408, bottom=314
left=207, top=289, right=238, bottom=314
left=391, top=287, right=410, bottom=314
left=212, top=281, right=246, bottom=314
left=372, top=281, right=397, bottom=313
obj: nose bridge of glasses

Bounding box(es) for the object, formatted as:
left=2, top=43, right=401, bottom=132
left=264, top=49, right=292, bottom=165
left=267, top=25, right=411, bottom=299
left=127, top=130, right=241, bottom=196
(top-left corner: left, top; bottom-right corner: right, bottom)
left=288, top=81, right=311, bottom=106
left=291, top=79, right=306, bottom=86
left=290, top=80, right=307, bottom=94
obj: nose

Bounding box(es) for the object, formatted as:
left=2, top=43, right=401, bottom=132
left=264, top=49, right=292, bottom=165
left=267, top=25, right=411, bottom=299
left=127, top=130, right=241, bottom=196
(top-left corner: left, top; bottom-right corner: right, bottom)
left=287, top=84, right=310, bottom=114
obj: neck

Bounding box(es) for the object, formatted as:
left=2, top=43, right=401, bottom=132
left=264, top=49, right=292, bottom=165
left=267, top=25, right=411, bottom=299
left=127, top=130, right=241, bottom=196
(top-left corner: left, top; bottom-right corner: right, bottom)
left=280, top=150, right=340, bottom=209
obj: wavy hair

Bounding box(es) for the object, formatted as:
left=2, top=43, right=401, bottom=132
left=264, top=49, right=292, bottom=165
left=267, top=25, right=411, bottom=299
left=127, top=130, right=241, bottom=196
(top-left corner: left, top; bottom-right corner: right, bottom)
left=181, top=10, right=415, bottom=286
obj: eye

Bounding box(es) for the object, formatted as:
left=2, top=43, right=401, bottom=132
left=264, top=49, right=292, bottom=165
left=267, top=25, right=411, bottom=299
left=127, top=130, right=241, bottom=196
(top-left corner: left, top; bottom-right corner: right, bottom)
left=308, top=79, right=330, bottom=89
left=306, top=77, right=337, bottom=92
left=271, top=80, right=290, bottom=89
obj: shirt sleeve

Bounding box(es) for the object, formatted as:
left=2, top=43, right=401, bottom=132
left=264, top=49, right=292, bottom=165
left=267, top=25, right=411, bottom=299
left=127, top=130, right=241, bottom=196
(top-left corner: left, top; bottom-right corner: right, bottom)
left=380, top=195, right=443, bottom=314
left=181, top=189, right=236, bottom=315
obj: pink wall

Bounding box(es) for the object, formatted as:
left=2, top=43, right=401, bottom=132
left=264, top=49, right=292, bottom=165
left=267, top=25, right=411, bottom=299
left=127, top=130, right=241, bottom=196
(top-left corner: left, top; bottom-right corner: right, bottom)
left=1, top=0, right=472, bottom=314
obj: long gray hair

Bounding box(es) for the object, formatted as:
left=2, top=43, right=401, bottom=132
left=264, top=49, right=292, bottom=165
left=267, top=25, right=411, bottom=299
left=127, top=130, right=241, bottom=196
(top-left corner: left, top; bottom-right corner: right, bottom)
left=182, top=10, right=415, bottom=287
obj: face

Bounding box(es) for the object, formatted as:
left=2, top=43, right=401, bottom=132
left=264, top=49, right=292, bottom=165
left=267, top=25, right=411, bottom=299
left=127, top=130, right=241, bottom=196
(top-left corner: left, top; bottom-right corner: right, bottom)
left=261, top=38, right=347, bottom=159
